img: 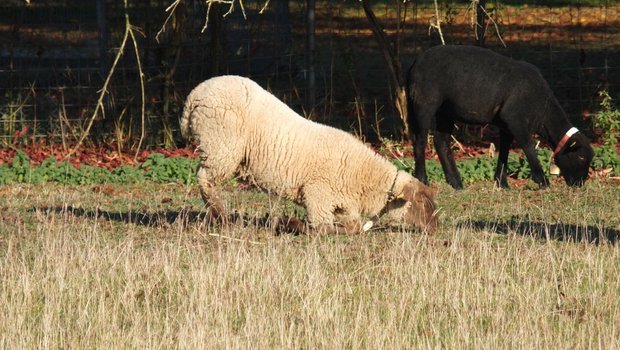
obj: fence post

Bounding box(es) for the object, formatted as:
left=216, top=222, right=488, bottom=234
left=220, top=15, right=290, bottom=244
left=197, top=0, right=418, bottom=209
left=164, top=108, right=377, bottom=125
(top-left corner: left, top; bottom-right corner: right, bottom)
left=96, top=0, right=108, bottom=78
left=305, top=0, right=316, bottom=115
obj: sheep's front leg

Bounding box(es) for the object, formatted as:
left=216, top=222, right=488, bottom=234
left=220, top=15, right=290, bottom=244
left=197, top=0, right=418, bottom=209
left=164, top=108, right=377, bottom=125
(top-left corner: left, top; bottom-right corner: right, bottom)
left=279, top=187, right=366, bottom=235
left=509, top=129, right=549, bottom=188
left=277, top=216, right=363, bottom=236
left=503, top=118, right=549, bottom=189
left=312, top=221, right=364, bottom=235
left=196, top=166, right=228, bottom=225
left=522, top=142, right=550, bottom=188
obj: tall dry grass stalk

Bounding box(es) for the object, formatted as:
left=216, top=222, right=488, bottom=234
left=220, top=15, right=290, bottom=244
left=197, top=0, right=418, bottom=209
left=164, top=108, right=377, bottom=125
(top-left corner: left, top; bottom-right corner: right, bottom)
left=0, top=182, right=618, bottom=349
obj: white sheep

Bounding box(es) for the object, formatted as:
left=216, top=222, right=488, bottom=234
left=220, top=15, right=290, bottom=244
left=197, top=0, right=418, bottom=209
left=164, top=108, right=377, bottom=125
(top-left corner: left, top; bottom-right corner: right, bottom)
left=181, top=75, right=437, bottom=234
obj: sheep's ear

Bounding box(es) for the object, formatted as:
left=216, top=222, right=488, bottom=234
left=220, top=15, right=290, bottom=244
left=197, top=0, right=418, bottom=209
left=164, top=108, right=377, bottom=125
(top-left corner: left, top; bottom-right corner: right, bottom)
left=400, top=182, right=437, bottom=202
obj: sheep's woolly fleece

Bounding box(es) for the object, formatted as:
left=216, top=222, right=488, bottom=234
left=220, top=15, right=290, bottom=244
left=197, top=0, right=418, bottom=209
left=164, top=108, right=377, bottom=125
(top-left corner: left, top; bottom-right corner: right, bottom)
left=181, top=75, right=436, bottom=231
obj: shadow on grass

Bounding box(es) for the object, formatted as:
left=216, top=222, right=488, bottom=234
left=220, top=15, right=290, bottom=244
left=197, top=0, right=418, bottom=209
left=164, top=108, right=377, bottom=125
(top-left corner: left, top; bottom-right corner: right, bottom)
left=39, top=206, right=276, bottom=230
left=461, top=218, right=619, bottom=245
left=36, top=207, right=619, bottom=244
left=38, top=206, right=401, bottom=236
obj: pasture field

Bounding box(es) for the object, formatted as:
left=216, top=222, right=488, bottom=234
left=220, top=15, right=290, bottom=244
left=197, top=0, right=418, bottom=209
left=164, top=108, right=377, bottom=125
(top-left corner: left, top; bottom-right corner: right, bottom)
left=0, top=179, right=619, bottom=349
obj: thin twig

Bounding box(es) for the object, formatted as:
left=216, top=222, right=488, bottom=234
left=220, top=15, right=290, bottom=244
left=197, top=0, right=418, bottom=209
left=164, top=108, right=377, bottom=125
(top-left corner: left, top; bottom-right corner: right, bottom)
left=201, top=0, right=251, bottom=32
left=129, top=25, right=147, bottom=161
left=451, top=135, right=466, bottom=153
left=156, top=0, right=181, bottom=43
left=5, top=82, right=35, bottom=126
left=386, top=147, right=410, bottom=170
left=258, top=0, right=271, bottom=14
left=469, top=0, right=506, bottom=47
left=479, top=5, right=506, bottom=47
left=208, top=233, right=265, bottom=245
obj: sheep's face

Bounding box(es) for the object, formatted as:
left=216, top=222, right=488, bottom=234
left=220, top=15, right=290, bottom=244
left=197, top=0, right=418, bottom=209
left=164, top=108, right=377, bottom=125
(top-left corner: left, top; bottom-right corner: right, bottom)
left=385, top=182, right=438, bottom=231
left=554, top=133, right=594, bottom=187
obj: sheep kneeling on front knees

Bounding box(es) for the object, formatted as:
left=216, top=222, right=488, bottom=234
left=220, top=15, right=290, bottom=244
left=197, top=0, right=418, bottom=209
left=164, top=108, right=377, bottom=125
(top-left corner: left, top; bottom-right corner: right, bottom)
left=181, top=75, right=438, bottom=234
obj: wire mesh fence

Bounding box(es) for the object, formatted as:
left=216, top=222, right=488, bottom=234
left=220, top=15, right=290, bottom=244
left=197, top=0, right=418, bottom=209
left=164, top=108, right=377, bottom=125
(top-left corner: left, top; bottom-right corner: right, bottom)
left=1, top=0, right=618, bottom=149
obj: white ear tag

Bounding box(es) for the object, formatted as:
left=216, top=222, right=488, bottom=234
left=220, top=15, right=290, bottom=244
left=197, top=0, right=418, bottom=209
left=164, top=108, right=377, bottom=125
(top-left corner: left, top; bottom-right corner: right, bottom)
left=362, top=221, right=374, bottom=232
left=549, top=161, right=561, bottom=176
left=550, top=164, right=561, bottom=176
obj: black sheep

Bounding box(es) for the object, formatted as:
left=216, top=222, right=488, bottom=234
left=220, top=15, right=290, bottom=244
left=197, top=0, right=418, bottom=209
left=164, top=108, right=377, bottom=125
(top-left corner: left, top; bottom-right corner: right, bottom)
left=406, top=45, right=594, bottom=189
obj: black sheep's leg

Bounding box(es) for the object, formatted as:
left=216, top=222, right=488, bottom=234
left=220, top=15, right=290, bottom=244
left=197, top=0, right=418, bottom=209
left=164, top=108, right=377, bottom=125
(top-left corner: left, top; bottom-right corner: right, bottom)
left=414, top=129, right=430, bottom=185
left=501, top=114, right=550, bottom=189
left=522, top=142, right=549, bottom=188
left=494, top=129, right=513, bottom=188
left=434, top=131, right=463, bottom=189
left=510, top=133, right=549, bottom=188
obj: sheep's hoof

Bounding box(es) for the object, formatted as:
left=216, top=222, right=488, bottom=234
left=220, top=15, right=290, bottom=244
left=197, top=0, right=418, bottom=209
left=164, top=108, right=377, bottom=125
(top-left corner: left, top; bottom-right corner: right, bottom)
left=276, top=216, right=306, bottom=235
left=362, top=220, right=374, bottom=232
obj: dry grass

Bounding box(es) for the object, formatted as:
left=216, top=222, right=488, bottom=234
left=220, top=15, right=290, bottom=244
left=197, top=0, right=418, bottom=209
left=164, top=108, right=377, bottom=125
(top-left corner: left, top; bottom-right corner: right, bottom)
left=0, top=180, right=619, bottom=349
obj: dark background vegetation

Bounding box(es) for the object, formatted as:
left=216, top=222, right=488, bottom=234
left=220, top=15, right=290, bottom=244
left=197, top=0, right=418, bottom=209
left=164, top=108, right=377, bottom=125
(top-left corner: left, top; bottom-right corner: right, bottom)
left=0, top=0, right=618, bottom=153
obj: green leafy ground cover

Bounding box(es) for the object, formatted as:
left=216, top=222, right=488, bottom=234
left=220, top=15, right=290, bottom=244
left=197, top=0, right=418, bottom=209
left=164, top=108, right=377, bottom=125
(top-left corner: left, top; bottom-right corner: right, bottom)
left=1, top=144, right=618, bottom=186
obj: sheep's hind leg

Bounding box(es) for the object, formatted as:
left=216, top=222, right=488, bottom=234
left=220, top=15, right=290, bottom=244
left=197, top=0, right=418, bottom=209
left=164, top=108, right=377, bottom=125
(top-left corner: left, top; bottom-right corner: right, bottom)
left=494, top=129, right=513, bottom=188
left=413, top=128, right=430, bottom=185
left=196, top=166, right=229, bottom=225
left=434, top=131, right=463, bottom=189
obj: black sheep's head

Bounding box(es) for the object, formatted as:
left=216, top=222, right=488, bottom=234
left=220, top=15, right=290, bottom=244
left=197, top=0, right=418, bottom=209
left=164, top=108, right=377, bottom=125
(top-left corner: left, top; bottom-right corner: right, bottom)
left=554, top=133, right=594, bottom=187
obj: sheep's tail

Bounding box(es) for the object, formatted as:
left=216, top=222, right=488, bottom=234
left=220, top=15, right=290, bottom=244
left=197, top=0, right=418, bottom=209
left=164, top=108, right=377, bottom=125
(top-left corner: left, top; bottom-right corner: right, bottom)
left=179, top=94, right=194, bottom=140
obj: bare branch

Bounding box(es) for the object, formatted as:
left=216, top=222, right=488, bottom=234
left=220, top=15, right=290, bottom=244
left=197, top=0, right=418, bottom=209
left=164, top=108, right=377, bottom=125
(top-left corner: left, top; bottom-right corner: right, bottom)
left=258, top=0, right=271, bottom=14
left=201, top=0, right=247, bottom=32
left=479, top=4, right=506, bottom=47
left=66, top=15, right=130, bottom=160
left=430, top=0, right=446, bottom=45
left=156, top=0, right=181, bottom=43
left=160, top=1, right=265, bottom=34
left=67, top=0, right=147, bottom=160
left=469, top=0, right=506, bottom=47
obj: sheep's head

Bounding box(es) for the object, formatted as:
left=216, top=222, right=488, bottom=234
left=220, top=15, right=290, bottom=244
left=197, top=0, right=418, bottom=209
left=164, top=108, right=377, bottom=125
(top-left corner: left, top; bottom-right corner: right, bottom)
left=554, top=133, right=594, bottom=187
left=384, top=177, right=438, bottom=232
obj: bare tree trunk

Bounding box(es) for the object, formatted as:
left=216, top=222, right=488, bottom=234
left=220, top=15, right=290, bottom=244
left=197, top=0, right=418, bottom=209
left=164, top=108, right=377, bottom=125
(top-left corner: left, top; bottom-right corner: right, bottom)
left=360, top=0, right=410, bottom=138
left=208, top=3, right=224, bottom=77
left=305, top=0, right=316, bottom=115
left=161, top=1, right=185, bottom=148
